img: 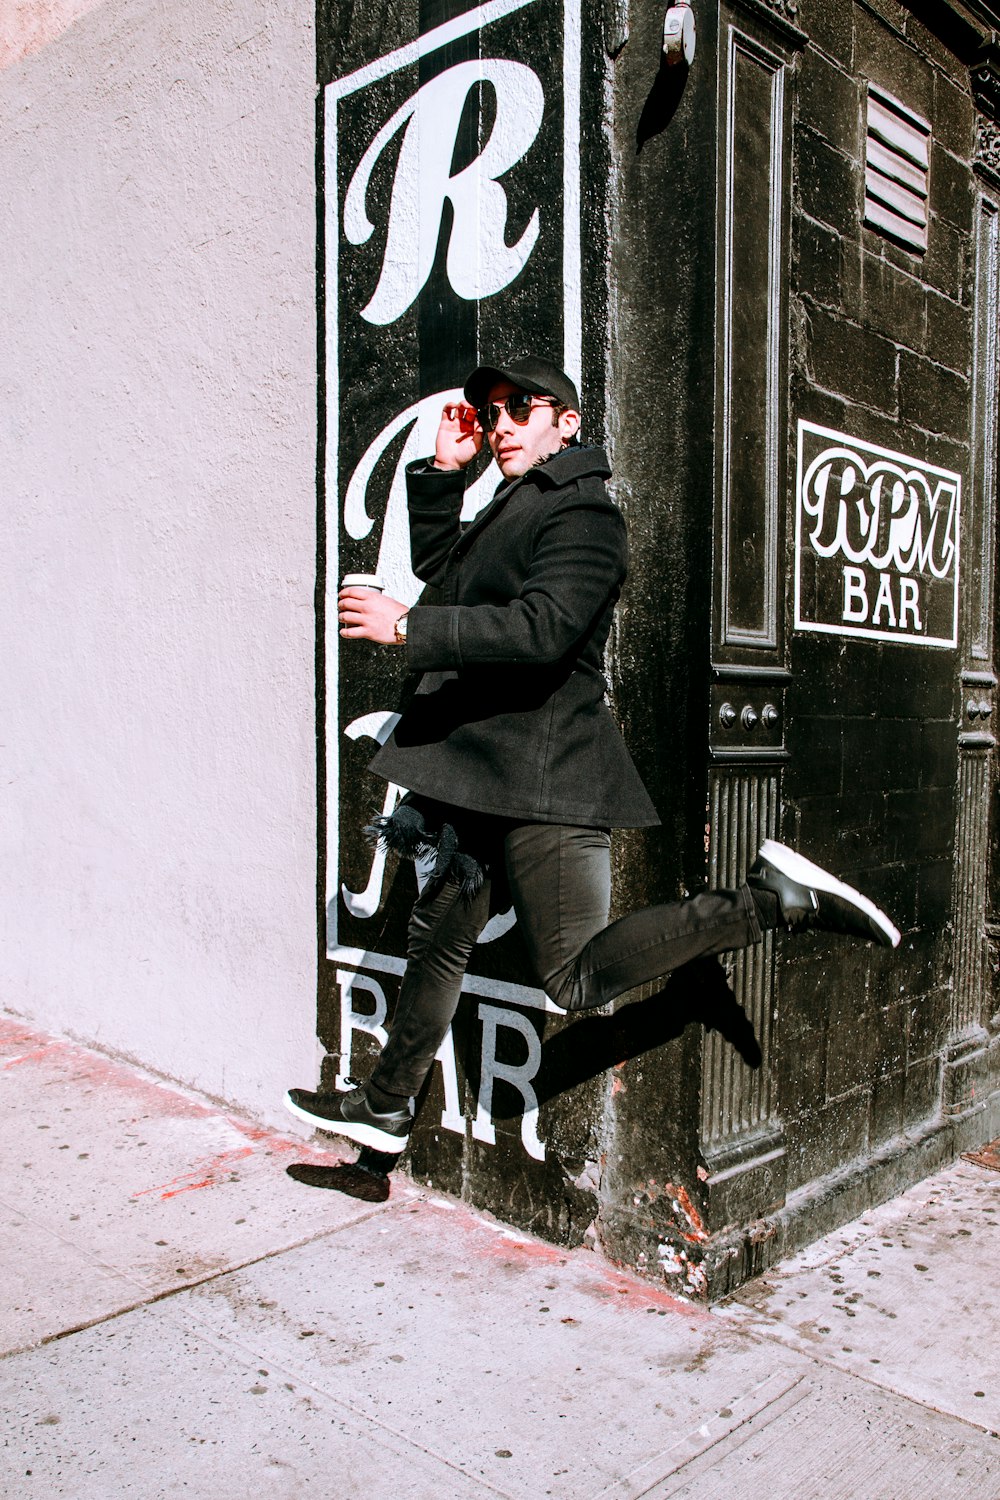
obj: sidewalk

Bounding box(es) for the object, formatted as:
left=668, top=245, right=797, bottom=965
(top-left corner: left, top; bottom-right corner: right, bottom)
left=1, top=1013, right=998, bottom=1500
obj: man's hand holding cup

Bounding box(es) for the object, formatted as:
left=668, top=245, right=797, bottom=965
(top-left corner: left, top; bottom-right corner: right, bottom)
left=338, top=574, right=408, bottom=646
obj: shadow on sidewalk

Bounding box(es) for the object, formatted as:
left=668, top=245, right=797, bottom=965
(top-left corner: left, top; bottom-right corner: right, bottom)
left=286, top=1157, right=393, bottom=1200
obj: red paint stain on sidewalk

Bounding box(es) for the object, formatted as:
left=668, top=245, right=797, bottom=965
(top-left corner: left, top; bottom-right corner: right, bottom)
left=134, top=1135, right=356, bottom=1201
left=1, top=1022, right=213, bottom=1121
left=132, top=1147, right=257, bottom=1200
left=1, top=1014, right=352, bottom=1199
left=411, top=1197, right=705, bottom=1320
left=0, top=1016, right=708, bottom=1315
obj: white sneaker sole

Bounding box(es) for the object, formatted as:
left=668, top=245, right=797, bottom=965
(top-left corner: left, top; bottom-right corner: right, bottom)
left=758, top=839, right=902, bottom=949
left=283, top=1091, right=410, bottom=1154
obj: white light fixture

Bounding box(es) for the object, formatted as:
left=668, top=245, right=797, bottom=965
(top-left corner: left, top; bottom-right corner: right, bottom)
left=663, top=0, right=696, bottom=66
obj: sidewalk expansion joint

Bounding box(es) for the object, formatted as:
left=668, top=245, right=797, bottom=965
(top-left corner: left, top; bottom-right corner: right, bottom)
left=587, top=1371, right=808, bottom=1500
left=717, top=1309, right=1000, bottom=1442
left=0, top=1191, right=406, bottom=1363
left=160, top=1301, right=518, bottom=1500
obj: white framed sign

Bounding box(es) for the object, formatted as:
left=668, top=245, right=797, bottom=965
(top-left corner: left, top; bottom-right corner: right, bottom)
left=321, top=0, right=584, bottom=1161
left=794, top=420, right=961, bottom=649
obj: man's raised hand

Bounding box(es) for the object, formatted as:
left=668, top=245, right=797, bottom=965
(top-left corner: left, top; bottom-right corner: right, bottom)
left=433, top=400, right=482, bottom=471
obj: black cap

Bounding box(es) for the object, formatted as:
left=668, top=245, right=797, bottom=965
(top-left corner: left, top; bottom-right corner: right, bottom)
left=464, top=355, right=580, bottom=412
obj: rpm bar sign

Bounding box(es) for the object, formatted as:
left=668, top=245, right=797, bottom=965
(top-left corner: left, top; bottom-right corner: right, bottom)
left=794, top=421, right=961, bottom=649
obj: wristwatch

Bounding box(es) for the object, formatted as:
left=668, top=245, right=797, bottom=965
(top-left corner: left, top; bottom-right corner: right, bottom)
left=394, top=612, right=409, bottom=645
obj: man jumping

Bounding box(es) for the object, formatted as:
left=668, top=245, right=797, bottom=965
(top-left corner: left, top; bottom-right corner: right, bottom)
left=287, top=355, right=899, bottom=1153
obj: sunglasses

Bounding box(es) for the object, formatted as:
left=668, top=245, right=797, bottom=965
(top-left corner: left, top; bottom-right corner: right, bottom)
left=475, top=393, right=559, bottom=433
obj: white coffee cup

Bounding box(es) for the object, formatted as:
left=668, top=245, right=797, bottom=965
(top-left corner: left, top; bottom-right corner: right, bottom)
left=341, top=573, right=384, bottom=591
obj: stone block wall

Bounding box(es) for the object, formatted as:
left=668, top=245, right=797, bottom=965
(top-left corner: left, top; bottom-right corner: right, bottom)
left=780, top=0, right=979, bottom=1196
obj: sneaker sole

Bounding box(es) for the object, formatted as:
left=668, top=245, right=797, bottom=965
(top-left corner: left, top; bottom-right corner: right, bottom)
left=758, top=839, right=902, bottom=949
left=283, top=1091, right=410, bottom=1154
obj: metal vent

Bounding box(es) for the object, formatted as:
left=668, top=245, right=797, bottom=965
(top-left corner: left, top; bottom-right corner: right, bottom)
left=864, top=84, right=930, bottom=253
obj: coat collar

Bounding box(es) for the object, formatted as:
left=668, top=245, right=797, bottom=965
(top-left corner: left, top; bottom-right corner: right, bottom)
left=526, top=443, right=612, bottom=488
left=488, top=443, right=612, bottom=506
left=454, top=445, right=612, bottom=553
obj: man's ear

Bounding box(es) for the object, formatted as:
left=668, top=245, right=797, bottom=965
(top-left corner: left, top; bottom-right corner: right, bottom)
left=558, top=407, right=581, bottom=444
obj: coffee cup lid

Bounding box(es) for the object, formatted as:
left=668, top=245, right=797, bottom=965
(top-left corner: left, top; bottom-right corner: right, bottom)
left=341, top=573, right=383, bottom=590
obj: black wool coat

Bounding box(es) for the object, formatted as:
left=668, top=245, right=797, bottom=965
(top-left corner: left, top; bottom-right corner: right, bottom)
left=369, top=444, right=660, bottom=829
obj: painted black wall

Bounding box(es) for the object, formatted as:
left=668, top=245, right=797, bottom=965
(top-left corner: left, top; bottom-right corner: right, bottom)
left=316, top=0, right=1000, bottom=1295
left=597, top=0, right=724, bottom=1281
left=317, top=0, right=617, bottom=1246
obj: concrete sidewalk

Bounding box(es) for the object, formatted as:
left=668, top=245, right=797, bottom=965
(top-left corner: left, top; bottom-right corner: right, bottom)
left=1, top=1014, right=998, bottom=1499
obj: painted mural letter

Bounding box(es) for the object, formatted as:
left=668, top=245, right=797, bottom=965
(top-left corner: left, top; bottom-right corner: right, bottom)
left=336, top=970, right=389, bottom=1088
left=343, top=393, right=500, bottom=606
left=340, top=711, right=402, bottom=920
left=800, top=448, right=958, bottom=581
left=472, top=1003, right=544, bottom=1160
left=343, top=60, right=545, bottom=325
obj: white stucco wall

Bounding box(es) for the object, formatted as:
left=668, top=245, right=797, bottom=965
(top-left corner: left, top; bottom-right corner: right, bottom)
left=0, top=0, right=320, bottom=1123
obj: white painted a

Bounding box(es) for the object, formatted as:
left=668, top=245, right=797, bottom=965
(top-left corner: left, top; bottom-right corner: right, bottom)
left=872, top=570, right=896, bottom=627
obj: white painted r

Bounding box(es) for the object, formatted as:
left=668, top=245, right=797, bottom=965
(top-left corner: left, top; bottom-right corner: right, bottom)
left=344, top=59, right=545, bottom=325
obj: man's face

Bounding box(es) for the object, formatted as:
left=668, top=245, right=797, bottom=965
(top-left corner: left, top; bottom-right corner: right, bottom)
left=482, top=379, right=580, bottom=478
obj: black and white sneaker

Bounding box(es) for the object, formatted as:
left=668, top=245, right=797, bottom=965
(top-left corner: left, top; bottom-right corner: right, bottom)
left=284, top=1084, right=412, bottom=1154
left=747, top=839, right=901, bottom=949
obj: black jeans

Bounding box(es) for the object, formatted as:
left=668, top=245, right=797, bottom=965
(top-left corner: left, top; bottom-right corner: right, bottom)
left=370, top=820, right=762, bottom=1099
